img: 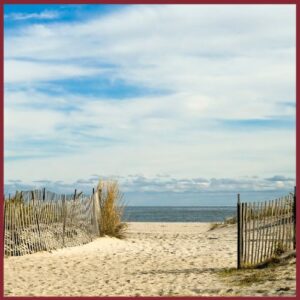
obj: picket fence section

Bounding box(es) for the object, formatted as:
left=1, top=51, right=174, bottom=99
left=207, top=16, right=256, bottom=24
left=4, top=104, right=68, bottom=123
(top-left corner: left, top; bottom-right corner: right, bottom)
left=4, top=189, right=100, bottom=256
left=237, top=187, right=296, bottom=269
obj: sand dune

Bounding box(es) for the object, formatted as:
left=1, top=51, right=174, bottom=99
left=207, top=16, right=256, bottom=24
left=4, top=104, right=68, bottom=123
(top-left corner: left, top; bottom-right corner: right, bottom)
left=4, top=222, right=295, bottom=296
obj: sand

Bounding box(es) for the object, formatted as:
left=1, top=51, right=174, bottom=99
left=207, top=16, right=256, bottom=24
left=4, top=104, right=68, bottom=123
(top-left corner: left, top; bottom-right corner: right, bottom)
left=4, top=222, right=296, bottom=296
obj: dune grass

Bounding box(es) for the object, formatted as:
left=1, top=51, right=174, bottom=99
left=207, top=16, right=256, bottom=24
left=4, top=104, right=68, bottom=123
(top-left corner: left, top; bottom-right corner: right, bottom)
left=96, top=180, right=128, bottom=239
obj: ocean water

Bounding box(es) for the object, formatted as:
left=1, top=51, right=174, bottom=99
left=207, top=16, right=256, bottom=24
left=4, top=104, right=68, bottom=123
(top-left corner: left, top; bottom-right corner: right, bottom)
left=122, top=206, right=236, bottom=222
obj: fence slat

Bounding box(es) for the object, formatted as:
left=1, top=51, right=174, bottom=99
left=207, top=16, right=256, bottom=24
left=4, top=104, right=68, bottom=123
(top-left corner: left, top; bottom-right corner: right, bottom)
left=255, top=202, right=262, bottom=264
left=269, top=199, right=275, bottom=257
left=277, top=198, right=283, bottom=255
left=282, top=198, right=287, bottom=251
left=289, top=194, right=294, bottom=249
left=250, top=202, right=256, bottom=265
left=243, top=203, right=248, bottom=264
left=260, top=201, right=267, bottom=263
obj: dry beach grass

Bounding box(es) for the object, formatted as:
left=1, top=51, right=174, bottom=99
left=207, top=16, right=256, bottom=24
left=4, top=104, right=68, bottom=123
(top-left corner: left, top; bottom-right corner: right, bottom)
left=97, top=180, right=127, bottom=239
left=4, top=222, right=295, bottom=296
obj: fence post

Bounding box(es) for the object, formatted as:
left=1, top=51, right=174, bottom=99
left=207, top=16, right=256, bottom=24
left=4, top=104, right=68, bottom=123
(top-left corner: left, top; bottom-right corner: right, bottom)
left=62, top=195, right=66, bottom=247
left=293, top=186, right=296, bottom=250
left=237, top=193, right=241, bottom=269
left=74, top=189, right=77, bottom=201
left=92, top=190, right=100, bottom=236
left=42, top=188, right=46, bottom=201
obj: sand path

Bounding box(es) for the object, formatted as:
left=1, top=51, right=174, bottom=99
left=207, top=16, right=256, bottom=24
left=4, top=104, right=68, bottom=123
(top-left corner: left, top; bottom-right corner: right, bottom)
left=4, top=222, right=295, bottom=296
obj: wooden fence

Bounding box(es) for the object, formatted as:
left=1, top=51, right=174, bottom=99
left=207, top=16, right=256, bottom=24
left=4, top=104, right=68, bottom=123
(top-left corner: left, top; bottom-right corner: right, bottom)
left=237, top=187, right=296, bottom=269
left=4, top=189, right=100, bottom=256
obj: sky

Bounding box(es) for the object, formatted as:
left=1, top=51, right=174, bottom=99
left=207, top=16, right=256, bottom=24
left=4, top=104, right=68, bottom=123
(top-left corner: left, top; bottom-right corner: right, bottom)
left=4, top=4, right=296, bottom=205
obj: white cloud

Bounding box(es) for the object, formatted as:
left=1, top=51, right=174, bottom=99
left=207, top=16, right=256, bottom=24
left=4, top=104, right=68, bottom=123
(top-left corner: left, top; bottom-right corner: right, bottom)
left=5, top=10, right=60, bottom=21
left=4, top=126, right=295, bottom=183
left=5, top=60, right=103, bottom=83
left=4, top=5, right=296, bottom=188
left=5, top=5, right=295, bottom=118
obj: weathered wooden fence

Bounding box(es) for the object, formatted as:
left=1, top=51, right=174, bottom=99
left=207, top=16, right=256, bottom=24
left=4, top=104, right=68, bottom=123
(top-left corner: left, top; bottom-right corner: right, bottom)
left=237, top=187, right=296, bottom=269
left=4, top=189, right=100, bottom=256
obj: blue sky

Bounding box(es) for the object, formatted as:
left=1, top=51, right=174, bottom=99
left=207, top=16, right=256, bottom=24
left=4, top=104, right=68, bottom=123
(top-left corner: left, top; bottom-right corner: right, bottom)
left=4, top=4, right=296, bottom=204
left=4, top=4, right=126, bottom=25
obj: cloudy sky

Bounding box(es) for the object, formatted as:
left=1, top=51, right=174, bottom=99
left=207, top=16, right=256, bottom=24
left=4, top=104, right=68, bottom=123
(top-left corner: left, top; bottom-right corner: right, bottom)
left=4, top=4, right=296, bottom=204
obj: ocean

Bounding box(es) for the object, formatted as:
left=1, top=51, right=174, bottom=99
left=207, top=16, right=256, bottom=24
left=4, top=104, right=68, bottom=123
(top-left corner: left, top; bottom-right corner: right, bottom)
left=122, top=206, right=236, bottom=222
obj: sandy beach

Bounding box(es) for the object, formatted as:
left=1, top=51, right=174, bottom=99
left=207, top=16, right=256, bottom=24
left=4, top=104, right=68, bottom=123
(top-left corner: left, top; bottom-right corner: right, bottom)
left=4, top=222, right=296, bottom=296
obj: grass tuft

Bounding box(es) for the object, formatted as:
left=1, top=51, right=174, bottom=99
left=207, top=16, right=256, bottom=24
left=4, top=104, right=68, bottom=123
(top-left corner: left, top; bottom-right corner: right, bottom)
left=96, top=180, right=128, bottom=239
left=224, top=216, right=237, bottom=224
left=218, top=267, right=277, bottom=286
left=209, top=223, right=226, bottom=231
